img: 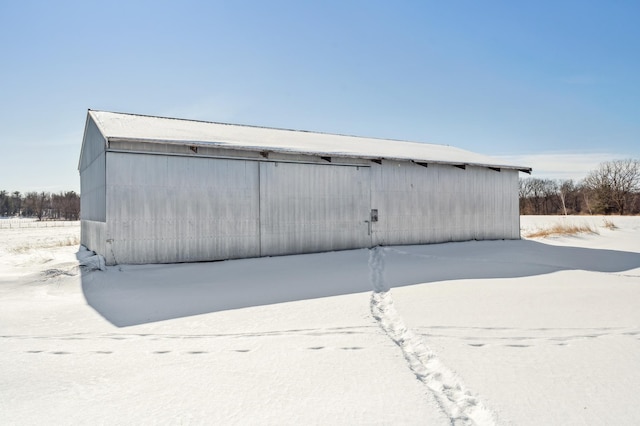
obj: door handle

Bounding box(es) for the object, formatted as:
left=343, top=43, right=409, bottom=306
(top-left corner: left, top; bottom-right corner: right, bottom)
left=364, top=220, right=371, bottom=236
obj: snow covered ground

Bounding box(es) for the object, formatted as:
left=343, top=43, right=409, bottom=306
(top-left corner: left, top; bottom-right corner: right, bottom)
left=1, top=216, right=639, bottom=425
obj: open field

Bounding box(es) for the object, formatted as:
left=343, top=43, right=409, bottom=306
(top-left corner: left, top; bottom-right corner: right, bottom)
left=0, top=219, right=80, bottom=229
left=1, top=216, right=639, bottom=425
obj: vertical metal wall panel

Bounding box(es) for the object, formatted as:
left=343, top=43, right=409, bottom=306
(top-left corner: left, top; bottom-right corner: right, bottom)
left=79, top=117, right=107, bottom=257
left=504, top=169, right=521, bottom=239
left=78, top=117, right=105, bottom=171
left=95, top=147, right=519, bottom=265
left=372, top=161, right=431, bottom=245
left=81, top=220, right=106, bottom=258
left=79, top=118, right=106, bottom=223
left=105, top=152, right=260, bottom=264
left=259, top=162, right=371, bottom=256
left=80, top=151, right=106, bottom=222
left=371, top=162, right=520, bottom=246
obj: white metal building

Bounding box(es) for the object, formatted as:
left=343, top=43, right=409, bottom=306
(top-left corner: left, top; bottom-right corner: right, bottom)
left=78, top=110, right=531, bottom=265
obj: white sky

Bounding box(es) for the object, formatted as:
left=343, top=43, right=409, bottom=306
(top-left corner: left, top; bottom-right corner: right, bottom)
left=494, top=152, right=627, bottom=181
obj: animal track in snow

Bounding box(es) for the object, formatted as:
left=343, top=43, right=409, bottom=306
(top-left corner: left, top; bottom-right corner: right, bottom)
left=415, top=326, right=639, bottom=348
left=306, top=346, right=363, bottom=351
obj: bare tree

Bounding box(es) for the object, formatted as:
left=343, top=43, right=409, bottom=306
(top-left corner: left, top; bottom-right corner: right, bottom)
left=557, top=179, right=579, bottom=216
left=51, top=191, right=80, bottom=220
left=541, top=179, right=560, bottom=214
left=11, top=191, right=21, bottom=216
left=23, top=192, right=36, bottom=217
left=583, top=159, right=640, bottom=215
left=557, top=181, right=569, bottom=216
left=519, top=178, right=532, bottom=214
left=520, top=178, right=562, bottom=214
left=0, top=190, right=10, bottom=216
left=519, top=178, right=591, bottom=215
left=36, top=192, right=50, bottom=220
left=23, top=192, right=50, bottom=220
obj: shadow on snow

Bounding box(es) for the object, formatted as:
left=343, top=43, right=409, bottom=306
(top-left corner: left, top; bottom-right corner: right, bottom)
left=79, top=239, right=640, bottom=327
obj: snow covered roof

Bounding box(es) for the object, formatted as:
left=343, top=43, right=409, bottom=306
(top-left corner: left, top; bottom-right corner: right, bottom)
left=88, top=110, right=531, bottom=172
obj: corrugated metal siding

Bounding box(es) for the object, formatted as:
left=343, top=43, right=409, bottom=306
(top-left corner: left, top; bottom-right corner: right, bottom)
left=79, top=118, right=106, bottom=171
left=105, top=153, right=260, bottom=264
left=504, top=169, right=521, bottom=239
left=98, top=151, right=519, bottom=265
left=79, top=118, right=106, bottom=222
left=81, top=220, right=106, bottom=256
left=371, top=162, right=519, bottom=245
left=259, top=162, right=372, bottom=256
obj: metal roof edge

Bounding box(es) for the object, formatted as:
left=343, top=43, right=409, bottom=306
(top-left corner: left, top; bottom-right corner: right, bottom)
left=87, top=110, right=109, bottom=143
left=106, top=136, right=532, bottom=172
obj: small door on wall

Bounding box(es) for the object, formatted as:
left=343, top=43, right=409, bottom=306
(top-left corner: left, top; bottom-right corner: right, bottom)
left=259, top=162, right=372, bottom=256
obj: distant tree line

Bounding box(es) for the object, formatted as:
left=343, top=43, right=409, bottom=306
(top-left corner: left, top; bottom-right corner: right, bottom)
left=520, top=159, right=640, bottom=215
left=0, top=190, right=80, bottom=220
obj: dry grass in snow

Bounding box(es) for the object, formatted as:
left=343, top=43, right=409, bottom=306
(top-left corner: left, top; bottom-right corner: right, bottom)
left=523, top=222, right=598, bottom=238
left=9, top=235, right=80, bottom=254
left=520, top=215, right=630, bottom=239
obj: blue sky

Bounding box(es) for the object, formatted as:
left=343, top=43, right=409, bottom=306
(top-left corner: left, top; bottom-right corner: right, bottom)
left=1, top=0, right=639, bottom=193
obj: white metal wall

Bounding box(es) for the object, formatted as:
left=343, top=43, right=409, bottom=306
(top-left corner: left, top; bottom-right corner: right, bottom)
left=79, top=118, right=107, bottom=255
left=103, top=154, right=373, bottom=264
left=81, top=220, right=106, bottom=257
left=105, top=153, right=260, bottom=264
left=98, top=151, right=519, bottom=264
left=259, top=162, right=371, bottom=256
left=371, top=162, right=519, bottom=245
left=79, top=118, right=106, bottom=223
